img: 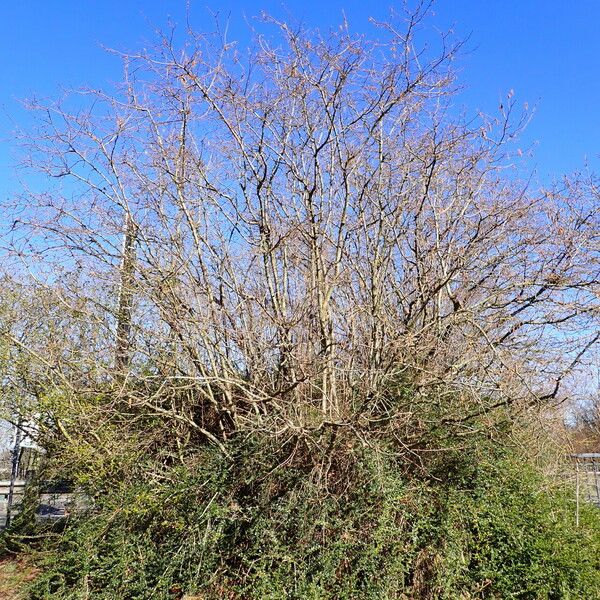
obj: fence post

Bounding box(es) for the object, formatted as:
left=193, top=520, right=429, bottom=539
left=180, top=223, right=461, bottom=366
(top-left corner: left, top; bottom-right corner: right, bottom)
left=575, top=458, right=580, bottom=528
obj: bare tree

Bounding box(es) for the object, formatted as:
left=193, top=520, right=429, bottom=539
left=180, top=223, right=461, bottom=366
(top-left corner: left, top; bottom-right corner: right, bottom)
left=2, top=6, right=599, bottom=463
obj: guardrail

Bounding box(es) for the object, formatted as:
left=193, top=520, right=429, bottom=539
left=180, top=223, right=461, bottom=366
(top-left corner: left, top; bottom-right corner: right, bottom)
left=0, top=480, right=84, bottom=530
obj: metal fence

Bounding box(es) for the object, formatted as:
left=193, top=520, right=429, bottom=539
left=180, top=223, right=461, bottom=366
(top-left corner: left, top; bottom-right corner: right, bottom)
left=573, top=453, right=600, bottom=526
left=0, top=445, right=43, bottom=529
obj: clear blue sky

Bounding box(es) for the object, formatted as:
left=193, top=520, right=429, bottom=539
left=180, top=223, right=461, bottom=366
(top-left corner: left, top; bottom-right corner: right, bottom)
left=1, top=0, right=599, bottom=195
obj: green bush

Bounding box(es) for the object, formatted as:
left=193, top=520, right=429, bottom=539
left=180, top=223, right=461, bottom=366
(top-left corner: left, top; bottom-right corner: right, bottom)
left=16, top=434, right=600, bottom=599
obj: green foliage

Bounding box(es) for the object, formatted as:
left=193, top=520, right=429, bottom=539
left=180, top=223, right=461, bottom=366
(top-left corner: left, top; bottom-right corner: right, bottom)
left=420, top=450, right=600, bottom=599
left=16, top=435, right=600, bottom=599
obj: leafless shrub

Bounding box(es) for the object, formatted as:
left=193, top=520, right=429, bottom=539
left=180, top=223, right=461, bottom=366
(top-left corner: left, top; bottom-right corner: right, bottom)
left=1, top=6, right=599, bottom=463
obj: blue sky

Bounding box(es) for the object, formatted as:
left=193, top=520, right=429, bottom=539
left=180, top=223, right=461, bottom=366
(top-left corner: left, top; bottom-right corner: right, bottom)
left=1, top=0, right=599, bottom=195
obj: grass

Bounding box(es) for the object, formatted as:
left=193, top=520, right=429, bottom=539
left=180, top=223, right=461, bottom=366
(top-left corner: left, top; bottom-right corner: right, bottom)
left=0, top=557, right=38, bottom=600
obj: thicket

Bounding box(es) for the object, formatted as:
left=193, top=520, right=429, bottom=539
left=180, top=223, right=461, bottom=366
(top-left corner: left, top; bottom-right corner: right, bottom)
left=6, top=421, right=600, bottom=599
left=1, top=4, right=600, bottom=598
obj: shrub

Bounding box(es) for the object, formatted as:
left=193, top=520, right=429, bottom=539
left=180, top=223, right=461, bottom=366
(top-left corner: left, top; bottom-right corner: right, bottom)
left=17, top=434, right=600, bottom=599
